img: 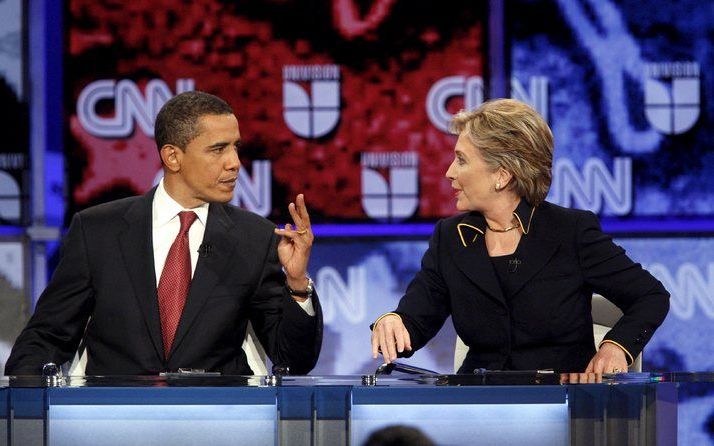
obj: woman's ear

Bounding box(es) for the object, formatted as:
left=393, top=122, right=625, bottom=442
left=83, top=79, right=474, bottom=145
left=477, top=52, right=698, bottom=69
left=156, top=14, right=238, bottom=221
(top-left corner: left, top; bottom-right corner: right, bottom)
left=496, top=167, right=513, bottom=190
left=160, top=144, right=182, bottom=172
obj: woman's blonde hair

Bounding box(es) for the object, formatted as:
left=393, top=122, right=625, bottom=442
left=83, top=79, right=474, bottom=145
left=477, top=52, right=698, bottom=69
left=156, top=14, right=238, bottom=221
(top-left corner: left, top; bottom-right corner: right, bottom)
left=449, top=98, right=554, bottom=205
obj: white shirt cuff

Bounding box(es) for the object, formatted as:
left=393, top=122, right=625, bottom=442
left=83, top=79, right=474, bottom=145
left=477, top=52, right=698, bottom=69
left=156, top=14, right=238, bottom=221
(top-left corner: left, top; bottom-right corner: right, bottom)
left=296, top=297, right=316, bottom=316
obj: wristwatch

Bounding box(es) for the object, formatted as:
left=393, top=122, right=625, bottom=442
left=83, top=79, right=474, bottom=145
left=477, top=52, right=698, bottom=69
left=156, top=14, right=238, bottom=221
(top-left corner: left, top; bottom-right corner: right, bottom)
left=286, top=277, right=314, bottom=298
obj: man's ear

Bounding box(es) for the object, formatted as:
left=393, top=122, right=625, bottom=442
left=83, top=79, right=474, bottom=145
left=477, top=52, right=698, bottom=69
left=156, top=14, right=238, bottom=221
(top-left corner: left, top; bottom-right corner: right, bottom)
left=160, top=144, right=182, bottom=172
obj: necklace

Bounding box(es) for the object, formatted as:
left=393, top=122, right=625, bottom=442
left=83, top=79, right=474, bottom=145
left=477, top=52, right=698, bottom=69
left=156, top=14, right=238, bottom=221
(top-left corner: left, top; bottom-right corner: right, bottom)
left=486, top=218, right=521, bottom=233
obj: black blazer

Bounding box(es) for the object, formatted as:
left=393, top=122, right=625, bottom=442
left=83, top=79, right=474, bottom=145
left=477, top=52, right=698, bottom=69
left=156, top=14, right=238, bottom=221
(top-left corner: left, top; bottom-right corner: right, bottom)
left=5, top=188, right=322, bottom=375
left=395, top=200, right=669, bottom=373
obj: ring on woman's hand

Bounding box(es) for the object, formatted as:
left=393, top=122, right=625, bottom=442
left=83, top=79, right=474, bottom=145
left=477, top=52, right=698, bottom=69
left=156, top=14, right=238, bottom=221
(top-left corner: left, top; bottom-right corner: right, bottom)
left=612, top=368, right=622, bottom=373
left=295, top=229, right=308, bottom=235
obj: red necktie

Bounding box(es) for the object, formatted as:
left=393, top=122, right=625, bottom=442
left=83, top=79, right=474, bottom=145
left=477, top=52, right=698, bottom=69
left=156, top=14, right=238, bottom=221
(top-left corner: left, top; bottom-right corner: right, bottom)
left=157, top=211, right=198, bottom=358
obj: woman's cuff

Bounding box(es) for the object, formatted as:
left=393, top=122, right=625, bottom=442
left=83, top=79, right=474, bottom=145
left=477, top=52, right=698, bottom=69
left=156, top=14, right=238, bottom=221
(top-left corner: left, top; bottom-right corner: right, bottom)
left=599, top=339, right=634, bottom=366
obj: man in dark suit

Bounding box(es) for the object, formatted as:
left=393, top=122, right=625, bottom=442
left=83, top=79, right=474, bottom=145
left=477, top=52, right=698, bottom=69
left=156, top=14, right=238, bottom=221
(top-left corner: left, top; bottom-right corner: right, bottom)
left=6, top=91, right=322, bottom=376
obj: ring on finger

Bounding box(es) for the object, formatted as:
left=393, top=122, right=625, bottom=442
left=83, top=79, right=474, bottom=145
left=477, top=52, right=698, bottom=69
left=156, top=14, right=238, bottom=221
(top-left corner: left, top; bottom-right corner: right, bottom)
left=295, top=229, right=308, bottom=235
left=612, top=368, right=622, bottom=373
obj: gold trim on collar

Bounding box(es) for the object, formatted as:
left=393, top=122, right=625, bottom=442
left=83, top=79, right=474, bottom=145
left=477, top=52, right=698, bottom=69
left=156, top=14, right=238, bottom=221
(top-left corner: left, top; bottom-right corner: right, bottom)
left=513, top=206, right=537, bottom=235
left=457, top=223, right=484, bottom=247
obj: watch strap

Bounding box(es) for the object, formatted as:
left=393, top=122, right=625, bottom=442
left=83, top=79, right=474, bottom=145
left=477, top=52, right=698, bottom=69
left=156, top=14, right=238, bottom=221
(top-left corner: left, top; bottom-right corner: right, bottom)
left=286, top=277, right=314, bottom=297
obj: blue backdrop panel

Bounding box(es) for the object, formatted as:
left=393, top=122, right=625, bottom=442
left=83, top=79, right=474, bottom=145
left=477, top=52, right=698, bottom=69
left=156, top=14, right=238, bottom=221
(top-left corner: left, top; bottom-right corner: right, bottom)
left=309, top=239, right=453, bottom=375
left=309, top=236, right=714, bottom=375
left=618, top=238, right=714, bottom=372
left=511, top=0, right=713, bottom=219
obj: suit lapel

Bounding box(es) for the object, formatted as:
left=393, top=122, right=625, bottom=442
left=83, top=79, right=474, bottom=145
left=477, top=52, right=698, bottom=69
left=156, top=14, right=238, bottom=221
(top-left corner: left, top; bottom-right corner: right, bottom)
left=453, top=213, right=506, bottom=306
left=509, top=236, right=559, bottom=296
left=451, top=202, right=561, bottom=304
left=118, top=188, right=165, bottom=362
left=169, top=203, right=241, bottom=358
left=509, top=201, right=560, bottom=296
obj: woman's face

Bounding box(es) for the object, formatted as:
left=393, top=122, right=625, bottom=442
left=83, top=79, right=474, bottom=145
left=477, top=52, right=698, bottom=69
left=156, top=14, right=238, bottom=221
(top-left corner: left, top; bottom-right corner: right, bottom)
left=445, top=131, right=500, bottom=212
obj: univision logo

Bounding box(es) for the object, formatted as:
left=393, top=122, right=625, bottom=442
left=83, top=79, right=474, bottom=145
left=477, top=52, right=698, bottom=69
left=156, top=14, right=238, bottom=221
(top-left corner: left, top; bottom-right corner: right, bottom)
left=283, top=65, right=341, bottom=138
left=361, top=152, right=419, bottom=221
left=644, top=62, right=700, bottom=135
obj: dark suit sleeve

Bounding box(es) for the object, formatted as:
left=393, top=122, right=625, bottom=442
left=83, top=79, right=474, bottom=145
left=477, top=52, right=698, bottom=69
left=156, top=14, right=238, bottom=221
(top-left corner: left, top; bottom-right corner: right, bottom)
left=577, top=211, right=669, bottom=362
left=248, top=232, right=322, bottom=375
left=5, top=214, right=95, bottom=375
left=393, top=220, right=451, bottom=356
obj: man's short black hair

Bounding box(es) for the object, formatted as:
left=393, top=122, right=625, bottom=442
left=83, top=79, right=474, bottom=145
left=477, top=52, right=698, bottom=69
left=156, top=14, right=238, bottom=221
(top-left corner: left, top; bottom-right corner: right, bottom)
left=154, top=91, right=234, bottom=152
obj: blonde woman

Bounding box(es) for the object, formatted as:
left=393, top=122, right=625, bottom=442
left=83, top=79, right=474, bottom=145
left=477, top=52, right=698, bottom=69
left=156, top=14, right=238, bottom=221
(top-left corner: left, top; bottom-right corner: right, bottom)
left=371, top=99, right=669, bottom=374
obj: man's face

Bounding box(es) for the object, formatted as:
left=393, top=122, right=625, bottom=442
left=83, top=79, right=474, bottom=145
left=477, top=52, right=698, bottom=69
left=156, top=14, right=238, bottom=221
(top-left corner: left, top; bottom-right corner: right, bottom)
left=175, top=114, right=241, bottom=205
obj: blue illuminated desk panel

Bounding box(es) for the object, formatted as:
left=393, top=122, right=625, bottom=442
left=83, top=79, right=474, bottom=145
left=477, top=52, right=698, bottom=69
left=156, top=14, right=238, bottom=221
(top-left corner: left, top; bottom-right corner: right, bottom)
left=0, top=373, right=694, bottom=445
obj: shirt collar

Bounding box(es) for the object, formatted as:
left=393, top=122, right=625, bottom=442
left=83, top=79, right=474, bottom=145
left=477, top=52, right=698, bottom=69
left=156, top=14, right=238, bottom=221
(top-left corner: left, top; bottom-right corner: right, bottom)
left=512, top=199, right=536, bottom=235
left=456, top=199, right=538, bottom=247
left=153, top=179, right=209, bottom=228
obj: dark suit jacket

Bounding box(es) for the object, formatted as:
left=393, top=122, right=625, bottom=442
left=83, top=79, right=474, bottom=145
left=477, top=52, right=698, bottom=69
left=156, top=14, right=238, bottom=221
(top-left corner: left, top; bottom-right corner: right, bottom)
left=395, top=200, right=669, bottom=373
left=5, top=189, right=322, bottom=375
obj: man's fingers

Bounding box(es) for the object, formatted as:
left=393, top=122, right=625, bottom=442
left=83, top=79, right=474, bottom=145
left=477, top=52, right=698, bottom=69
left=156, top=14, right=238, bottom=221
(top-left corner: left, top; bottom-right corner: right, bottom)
left=296, top=194, right=312, bottom=227
left=274, top=224, right=308, bottom=245
left=288, top=202, right=305, bottom=229
left=274, top=228, right=298, bottom=241
left=275, top=228, right=301, bottom=241
left=275, top=216, right=313, bottom=247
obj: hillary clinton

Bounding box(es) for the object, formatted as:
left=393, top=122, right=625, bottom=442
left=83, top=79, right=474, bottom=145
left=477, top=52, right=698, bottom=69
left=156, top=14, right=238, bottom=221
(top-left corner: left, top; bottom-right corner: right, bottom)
left=370, top=99, right=669, bottom=374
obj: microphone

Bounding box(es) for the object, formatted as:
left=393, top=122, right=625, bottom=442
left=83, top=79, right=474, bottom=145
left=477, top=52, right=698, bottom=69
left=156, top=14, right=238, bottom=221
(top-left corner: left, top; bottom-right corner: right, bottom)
left=199, top=242, right=212, bottom=258
left=508, top=258, right=521, bottom=273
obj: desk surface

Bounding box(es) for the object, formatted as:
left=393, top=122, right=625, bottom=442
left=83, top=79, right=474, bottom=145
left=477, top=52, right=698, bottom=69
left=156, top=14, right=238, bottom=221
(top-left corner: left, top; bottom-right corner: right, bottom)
left=1, top=373, right=709, bottom=446
left=2, top=371, right=713, bottom=388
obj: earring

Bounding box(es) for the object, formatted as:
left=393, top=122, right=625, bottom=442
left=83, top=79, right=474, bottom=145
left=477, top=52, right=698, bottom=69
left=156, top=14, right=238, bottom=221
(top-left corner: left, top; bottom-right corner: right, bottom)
left=495, top=182, right=501, bottom=190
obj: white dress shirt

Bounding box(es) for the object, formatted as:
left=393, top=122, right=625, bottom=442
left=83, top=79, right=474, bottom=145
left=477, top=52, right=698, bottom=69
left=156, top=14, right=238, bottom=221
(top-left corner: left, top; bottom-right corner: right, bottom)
left=152, top=179, right=314, bottom=315
left=152, top=180, right=208, bottom=284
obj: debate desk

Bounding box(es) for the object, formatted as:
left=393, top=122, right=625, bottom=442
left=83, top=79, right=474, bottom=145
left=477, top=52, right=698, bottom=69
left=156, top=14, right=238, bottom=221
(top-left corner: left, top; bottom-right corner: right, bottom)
left=1, top=371, right=705, bottom=446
